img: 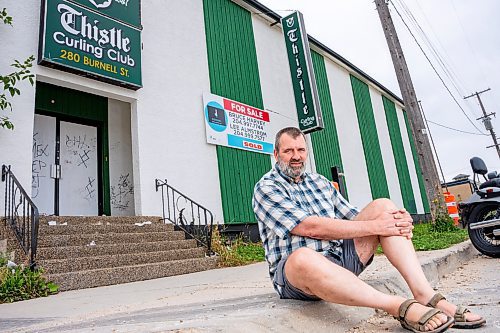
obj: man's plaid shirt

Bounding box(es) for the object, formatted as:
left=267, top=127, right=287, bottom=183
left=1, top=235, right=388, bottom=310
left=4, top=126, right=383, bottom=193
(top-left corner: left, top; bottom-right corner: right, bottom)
left=252, top=164, right=359, bottom=278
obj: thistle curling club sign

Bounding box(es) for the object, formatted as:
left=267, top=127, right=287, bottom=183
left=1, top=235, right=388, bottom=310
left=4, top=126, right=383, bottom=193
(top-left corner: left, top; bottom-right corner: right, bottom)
left=281, top=11, right=323, bottom=133
left=69, top=0, right=141, bottom=28
left=39, top=0, right=142, bottom=89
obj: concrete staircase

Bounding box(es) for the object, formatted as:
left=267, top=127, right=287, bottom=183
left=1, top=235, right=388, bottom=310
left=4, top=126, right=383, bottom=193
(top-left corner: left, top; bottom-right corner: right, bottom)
left=32, top=216, right=217, bottom=291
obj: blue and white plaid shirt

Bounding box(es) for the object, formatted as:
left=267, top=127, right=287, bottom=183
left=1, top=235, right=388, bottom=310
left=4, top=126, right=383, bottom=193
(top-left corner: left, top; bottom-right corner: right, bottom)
left=252, top=164, right=359, bottom=278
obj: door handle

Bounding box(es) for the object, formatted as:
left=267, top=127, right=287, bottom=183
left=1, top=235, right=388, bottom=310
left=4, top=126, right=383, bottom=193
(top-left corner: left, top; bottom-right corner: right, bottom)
left=50, top=165, right=61, bottom=179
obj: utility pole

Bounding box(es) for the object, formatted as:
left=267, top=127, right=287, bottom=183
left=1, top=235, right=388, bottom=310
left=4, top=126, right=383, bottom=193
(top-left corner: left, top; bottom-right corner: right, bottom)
left=464, top=88, right=500, bottom=159
left=418, top=101, right=448, bottom=193
left=374, top=0, right=444, bottom=218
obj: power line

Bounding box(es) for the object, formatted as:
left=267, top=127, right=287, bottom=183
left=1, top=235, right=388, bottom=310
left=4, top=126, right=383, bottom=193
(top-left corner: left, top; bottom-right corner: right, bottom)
left=388, top=0, right=486, bottom=135
left=449, top=0, right=491, bottom=84
left=394, top=0, right=467, bottom=98
left=426, top=119, right=488, bottom=136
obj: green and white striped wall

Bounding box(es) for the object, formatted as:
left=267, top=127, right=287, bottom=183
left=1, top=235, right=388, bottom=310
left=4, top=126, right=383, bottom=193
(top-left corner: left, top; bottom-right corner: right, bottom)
left=202, top=0, right=430, bottom=223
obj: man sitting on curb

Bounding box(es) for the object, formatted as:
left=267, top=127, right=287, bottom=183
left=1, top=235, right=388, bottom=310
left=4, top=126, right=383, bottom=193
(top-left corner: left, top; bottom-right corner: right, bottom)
left=252, top=127, right=485, bottom=332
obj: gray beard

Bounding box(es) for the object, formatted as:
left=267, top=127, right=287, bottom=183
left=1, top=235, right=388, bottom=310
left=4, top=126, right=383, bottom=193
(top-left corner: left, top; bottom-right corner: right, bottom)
left=278, top=158, right=306, bottom=179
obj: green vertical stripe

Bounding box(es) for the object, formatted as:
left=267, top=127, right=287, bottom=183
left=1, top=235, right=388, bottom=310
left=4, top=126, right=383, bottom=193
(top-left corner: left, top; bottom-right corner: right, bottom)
left=350, top=75, right=389, bottom=199
left=403, top=111, right=430, bottom=213
left=203, top=0, right=270, bottom=223
left=382, top=96, right=416, bottom=213
left=309, top=51, right=348, bottom=198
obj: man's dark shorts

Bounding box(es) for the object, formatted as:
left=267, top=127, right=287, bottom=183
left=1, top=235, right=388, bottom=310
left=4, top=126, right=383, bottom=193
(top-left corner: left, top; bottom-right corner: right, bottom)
left=272, top=239, right=374, bottom=301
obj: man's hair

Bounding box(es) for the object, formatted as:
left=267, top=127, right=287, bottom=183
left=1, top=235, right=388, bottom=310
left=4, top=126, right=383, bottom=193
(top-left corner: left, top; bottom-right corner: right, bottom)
left=274, top=127, right=305, bottom=152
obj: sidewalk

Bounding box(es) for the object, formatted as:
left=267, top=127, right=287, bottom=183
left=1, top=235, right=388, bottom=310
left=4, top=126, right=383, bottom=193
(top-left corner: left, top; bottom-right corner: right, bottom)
left=0, top=241, right=477, bottom=333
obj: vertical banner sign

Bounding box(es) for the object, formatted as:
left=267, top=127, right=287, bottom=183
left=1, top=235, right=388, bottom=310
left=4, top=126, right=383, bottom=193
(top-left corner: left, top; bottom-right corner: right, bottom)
left=281, top=11, right=323, bottom=133
left=39, top=0, right=142, bottom=90
left=203, top=93, right=274, bottom=155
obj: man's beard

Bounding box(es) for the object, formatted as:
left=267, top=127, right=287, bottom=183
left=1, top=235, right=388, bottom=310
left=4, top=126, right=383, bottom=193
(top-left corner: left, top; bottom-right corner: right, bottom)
left=278, top=157, right=306, bottom=179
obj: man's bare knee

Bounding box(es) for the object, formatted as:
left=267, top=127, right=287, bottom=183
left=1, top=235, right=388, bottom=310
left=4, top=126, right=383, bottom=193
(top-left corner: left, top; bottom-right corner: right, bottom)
left=286, top=247, right=320, bottom=272
left=285, top=248, right=327, bottom=293
left=370, top=198, right=397, bottom=211
left=355, top=198, right=397, bottom=221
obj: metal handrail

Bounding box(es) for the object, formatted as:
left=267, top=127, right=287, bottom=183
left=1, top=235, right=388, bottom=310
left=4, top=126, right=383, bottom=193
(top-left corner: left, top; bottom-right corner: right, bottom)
left=155, top=179, right=214, bottom=255
left=2, top=165, right=40, bottom=269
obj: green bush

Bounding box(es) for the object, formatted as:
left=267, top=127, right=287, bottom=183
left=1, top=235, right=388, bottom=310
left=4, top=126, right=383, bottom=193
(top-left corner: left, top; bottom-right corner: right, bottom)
left=0, top=254, right=59, bottom=303
left=430, top=213, right=458, bottom=233
left=412, top=222, right=468, bottom=251
left=212, top=228, right=265, bottom=267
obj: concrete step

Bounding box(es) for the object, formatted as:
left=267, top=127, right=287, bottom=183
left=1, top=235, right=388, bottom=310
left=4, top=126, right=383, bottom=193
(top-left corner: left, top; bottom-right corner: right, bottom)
left=38, top=223, right=174, bottom=235
left=37, top=231, right=186, bottom=247
left=39, top=248, right=207, bottom=274
left=46, top=257, right=218, bottom=291
left=39, top=216, right=164, bottom=225
left=37, top=239, right=199, bottom=260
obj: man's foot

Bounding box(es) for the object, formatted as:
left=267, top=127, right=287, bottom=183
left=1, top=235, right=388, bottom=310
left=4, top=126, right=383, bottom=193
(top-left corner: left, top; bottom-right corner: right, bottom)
left=398, top=299, right=454, bottom=332
left=426, top=293, right=486, bottom=329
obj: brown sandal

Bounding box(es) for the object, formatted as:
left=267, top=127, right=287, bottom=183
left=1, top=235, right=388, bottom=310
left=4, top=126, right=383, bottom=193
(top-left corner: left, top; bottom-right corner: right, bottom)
left=398, top=299, right=454, bottom=332
left=427, top=293, right=486, bottom=329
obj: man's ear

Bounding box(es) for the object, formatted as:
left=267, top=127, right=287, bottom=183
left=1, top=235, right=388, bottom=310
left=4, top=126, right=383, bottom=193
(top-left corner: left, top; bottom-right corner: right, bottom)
left=274, top=149, right=278, bottom=161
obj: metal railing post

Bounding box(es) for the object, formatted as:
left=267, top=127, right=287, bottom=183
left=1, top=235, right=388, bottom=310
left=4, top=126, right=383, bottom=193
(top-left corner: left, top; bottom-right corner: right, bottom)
left=2, top=165, right=40, bottom=269
left=155, top=178, right=214, bottom=255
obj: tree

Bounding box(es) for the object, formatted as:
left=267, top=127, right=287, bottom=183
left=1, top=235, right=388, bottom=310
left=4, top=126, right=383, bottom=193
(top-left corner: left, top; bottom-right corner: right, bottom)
left=0, top=7, right=34, bottom=130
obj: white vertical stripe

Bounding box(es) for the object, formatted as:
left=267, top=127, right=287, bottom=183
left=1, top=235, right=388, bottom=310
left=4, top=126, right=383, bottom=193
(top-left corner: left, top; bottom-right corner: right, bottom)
left=369, top=87, right=404, bottom=208
left=324, top=64, right=372, bottom=209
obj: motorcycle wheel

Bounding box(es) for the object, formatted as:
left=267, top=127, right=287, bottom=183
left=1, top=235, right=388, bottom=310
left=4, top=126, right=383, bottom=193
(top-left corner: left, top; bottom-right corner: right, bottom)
left=468, top=203, right=500, bottom=258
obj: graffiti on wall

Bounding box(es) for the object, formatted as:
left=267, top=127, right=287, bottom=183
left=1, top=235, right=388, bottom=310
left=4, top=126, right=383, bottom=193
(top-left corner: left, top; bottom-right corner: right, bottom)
left=111, top=173, right=134, bottom=211
left=83, top=176, right=97, bottom=201
left=31, top=132, right=50, bottom=198
left=64, top=134, right=97, bottom=168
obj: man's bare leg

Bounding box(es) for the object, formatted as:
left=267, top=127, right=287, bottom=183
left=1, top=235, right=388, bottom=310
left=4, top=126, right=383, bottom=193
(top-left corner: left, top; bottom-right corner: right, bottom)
left=285, top=247, right=448, bottom=331
left=354, top=198, right=482, bottom=322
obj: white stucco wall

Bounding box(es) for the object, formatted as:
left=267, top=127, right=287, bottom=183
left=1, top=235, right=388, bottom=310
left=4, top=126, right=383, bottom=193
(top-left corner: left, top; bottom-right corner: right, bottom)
left=133, top=0, right=222, bottom=220
left=0, top=2, right=39, bottom=208
left=108, top=99, right=135, bottom=216
left=369, top=86, right=404, bottom=207
left=0, top=0, right=139, bottom=214
left=396, top=105, right=425, bottom=213
left=0, top=0, right=222, bottom=221
left=324, top=64, right=372, bottom=208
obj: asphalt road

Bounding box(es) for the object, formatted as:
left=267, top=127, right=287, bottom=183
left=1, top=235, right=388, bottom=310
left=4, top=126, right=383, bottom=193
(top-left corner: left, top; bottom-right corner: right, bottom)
left=349, top=253, right=500, bottom=332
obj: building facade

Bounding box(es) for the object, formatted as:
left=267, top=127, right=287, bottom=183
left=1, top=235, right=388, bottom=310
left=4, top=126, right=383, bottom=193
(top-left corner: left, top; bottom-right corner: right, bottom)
left=0, top=0, right=430, bottom=225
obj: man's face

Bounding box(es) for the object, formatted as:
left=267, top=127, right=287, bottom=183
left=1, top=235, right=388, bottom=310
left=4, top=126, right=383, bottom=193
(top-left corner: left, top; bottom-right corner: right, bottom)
left=274, top=133, right=307, bottom=179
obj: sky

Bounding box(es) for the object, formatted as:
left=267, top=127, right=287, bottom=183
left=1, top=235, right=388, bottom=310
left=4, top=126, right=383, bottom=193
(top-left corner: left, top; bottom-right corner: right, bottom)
left=258, top=0, right=500, bottom=182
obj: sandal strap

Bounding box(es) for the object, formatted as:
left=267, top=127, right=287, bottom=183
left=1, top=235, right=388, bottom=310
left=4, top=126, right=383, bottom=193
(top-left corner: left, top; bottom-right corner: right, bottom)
left=418, top=308, right=443, bottom=327
left=427, top=293, right=446, bottom=307
left=398, top=299, right=419, bottom=322
left=455, top=305, right=470, bottom=322
left=398, top=300, right=450, bottom=332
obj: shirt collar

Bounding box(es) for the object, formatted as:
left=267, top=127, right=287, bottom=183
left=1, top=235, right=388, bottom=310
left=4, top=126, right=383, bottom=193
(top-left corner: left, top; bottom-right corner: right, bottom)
left=274, top=163, right=306, bottom=184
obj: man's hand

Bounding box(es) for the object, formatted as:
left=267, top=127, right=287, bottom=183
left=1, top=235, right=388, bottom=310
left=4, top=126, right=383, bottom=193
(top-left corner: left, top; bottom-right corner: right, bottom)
left=374, top=208, right=414, bottom=240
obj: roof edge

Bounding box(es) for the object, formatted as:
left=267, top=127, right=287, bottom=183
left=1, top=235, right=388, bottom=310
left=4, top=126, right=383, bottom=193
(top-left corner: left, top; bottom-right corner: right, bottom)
left=238, top=0, right=405, bottom=105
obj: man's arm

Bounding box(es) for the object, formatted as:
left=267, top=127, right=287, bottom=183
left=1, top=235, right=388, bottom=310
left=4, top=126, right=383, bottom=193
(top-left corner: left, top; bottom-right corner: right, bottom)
left=291, top=209, right=413, bottom=240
